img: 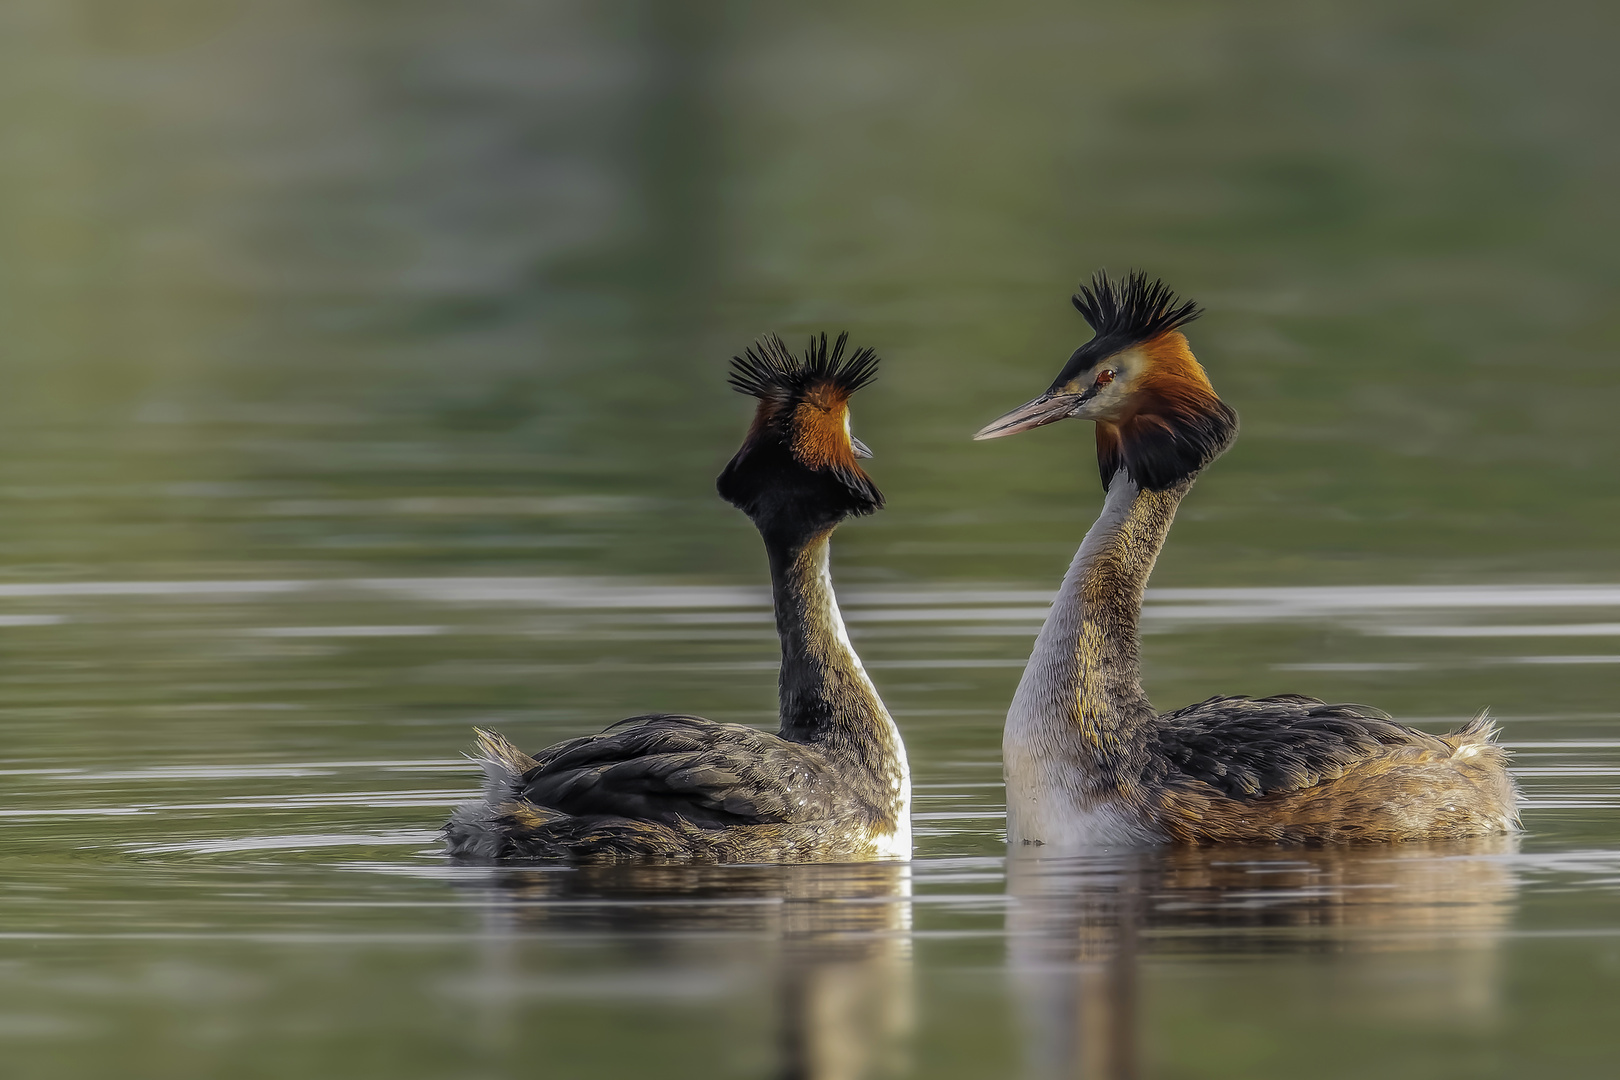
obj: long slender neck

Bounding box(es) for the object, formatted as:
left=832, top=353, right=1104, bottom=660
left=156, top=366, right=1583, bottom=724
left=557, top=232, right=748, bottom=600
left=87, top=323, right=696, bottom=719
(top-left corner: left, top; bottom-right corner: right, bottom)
left=1014, top=470, right=1192, bottom=768
left=765, top=530, right=898, bottom=763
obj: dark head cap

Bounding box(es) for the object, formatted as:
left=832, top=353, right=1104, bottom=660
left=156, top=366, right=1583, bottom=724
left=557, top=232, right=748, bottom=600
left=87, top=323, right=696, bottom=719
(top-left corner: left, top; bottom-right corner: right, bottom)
left=1054, top=270, right=1204, bottom=391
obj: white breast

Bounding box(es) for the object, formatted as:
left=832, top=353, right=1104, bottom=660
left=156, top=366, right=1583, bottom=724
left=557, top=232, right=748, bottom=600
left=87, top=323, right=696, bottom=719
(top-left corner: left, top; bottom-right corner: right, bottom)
left=1003, top=733, right=1160, bottom=851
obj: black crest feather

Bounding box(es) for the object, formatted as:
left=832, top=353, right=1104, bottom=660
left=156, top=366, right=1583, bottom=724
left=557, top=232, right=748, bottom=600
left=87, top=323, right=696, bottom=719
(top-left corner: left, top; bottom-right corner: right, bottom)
left=1050, top=271, right=1204, bottom=393
left=728, top=332, right=879, bottom=403
left=1071, top=270, right=1203, bottom=345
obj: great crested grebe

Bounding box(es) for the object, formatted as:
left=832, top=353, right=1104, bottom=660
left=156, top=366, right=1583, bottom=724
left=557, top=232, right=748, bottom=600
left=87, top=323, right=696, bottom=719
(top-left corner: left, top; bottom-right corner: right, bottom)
left=445, top=332, right=910, bottom=861
left=975, top=272, right=1519, bottom=847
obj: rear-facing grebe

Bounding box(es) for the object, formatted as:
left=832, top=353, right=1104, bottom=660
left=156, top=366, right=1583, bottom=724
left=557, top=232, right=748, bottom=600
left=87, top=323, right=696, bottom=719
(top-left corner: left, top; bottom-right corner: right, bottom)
left=445, top=333, right=909, bottom=861
left=975, top=272, right=1518, bottom=847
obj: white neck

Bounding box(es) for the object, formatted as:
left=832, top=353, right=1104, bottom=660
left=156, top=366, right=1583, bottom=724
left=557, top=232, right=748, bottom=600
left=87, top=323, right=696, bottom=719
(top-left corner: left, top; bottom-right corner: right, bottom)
left=1001, top=471, right=1186, bottom=850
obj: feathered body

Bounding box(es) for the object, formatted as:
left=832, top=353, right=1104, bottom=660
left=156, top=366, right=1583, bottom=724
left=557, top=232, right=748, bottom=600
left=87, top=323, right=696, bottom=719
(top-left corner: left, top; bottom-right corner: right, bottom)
left=446, top=334, right=909, bottom=861
left=978, top=272, right=1518, bottom=848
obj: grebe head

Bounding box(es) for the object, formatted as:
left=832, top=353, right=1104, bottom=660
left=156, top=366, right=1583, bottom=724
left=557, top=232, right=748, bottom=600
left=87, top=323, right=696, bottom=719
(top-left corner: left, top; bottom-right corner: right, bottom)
left=717, top=331, right=883, bottom=541
left=974, top=271, right=1238, bottom=490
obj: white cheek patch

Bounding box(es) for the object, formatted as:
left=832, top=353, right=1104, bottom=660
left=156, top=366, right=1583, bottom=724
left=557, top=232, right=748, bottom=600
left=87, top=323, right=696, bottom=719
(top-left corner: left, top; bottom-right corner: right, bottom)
left=1076, top=350, right=1147, bottom=421
left=1114, top=346, right=1149, bottom=376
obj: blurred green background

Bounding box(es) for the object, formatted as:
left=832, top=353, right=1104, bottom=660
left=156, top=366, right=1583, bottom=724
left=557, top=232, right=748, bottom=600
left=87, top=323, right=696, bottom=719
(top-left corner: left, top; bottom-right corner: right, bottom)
left=3, top=0, right=1616, bottom=587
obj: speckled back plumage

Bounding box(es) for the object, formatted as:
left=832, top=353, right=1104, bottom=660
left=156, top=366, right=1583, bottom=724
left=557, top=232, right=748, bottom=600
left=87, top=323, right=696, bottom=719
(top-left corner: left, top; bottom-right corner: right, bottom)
left=1146, top=699, right=1516, bottom=843
left=1149, top=694, right=1438, bottom=800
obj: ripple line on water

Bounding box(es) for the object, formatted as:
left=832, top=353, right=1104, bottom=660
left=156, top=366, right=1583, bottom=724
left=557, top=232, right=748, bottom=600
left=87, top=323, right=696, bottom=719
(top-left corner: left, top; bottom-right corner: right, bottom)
left=128, top=829, right=442, bottom=855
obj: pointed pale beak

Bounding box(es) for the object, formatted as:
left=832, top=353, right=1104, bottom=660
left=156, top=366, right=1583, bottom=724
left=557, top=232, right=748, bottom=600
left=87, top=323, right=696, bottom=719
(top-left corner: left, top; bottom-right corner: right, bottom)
left=851, top=436, right=873, bottom=459
left=972, top=393, right=1085, bottom=441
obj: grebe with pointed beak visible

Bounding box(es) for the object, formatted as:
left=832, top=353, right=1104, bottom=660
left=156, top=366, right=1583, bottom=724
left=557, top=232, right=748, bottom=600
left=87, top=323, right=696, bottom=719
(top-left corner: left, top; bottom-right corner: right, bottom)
left=976, top=272, right=1518, bottom=847
left=445, top=333, right=909, bottom=861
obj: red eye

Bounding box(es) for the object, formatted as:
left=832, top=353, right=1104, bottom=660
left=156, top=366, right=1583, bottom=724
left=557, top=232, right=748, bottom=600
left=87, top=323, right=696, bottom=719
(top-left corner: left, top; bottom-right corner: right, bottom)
left=1095, top=370, right=1115, bottom=386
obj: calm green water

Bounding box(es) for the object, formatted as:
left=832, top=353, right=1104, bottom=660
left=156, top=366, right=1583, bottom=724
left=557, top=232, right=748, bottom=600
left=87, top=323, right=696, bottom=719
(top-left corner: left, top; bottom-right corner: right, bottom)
left=3, top=2, right=1619, bottom=1077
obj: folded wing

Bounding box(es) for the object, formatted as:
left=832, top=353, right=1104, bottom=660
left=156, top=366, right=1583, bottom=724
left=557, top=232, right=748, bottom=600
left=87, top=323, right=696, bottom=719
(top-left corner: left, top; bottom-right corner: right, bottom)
left=1149, top=694, right=1447, bottom=801
left=519, top=713, right=845, bottom=827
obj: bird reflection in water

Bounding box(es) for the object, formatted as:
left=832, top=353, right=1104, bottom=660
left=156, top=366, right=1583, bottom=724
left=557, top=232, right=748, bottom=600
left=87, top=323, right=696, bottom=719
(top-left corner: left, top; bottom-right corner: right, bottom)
left=1007, top=837, right=1519, bottom=1080
left=453, top=861, right=912, bottom=1080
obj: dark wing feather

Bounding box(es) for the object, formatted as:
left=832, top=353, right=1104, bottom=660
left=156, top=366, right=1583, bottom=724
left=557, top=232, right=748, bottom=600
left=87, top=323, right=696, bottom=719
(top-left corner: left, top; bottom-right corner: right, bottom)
left=1148, top=695, right=1443, bottom=800
left=518, top=714, right=843, bottom=827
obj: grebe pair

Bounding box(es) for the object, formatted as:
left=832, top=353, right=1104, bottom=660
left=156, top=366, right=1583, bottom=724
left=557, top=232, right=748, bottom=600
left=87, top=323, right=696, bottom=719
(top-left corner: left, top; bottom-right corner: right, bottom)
left=446, top=273, right=1518, bottom=861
